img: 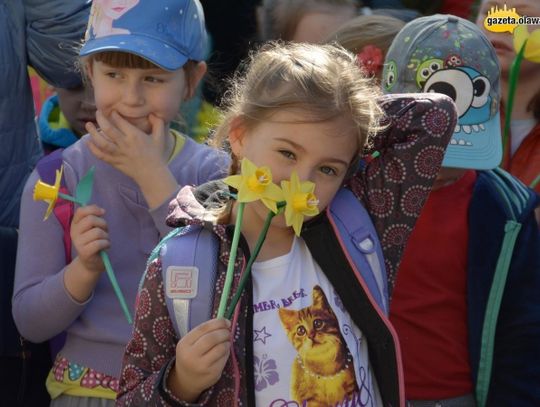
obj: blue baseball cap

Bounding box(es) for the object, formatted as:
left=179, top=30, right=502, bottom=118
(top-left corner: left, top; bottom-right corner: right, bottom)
left=80, top=0, right=208, bottom=71
left=382, top=14, right=502, bottom=170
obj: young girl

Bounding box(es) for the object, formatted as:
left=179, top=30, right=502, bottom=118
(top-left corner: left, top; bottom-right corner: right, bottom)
left=12, top=0, right=227, bottom=405
left=117, top=42, right=457, bottom=406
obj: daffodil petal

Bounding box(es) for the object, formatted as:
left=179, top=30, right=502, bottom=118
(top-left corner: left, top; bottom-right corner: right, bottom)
left=265, top=183, right=285, bottom=202
left=525, top=29, right=540, bottom=63
left=44, top=201, right=56, bottom=221
left=237, top=187, right=263, bottom=203
left=55, top=166, right=63, bottom=190
left=291, top=213, right=303, bottom=236
left=300, top=181, right=316, bottom=194
left=303, top=207, right=319, bottom=217
left=513, top=25, right=528, bottom=53
left=261, top=198, right=278, bottom=213
left=290, top=172, right=301, bottom=189
left=223, top=174, right=243, bottom=189
left=284, top=201, right=293, bottom=224
left=241, top=157, right=258, bottom=175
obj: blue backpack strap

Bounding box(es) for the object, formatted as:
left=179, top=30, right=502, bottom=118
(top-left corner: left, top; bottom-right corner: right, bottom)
left=35, top=149, right=73, bottom=263
left=328, top=188, right=388, bottom=314
left=157, top=225, right=219, bottom=338
left=475, top=168, right=528, bottom=407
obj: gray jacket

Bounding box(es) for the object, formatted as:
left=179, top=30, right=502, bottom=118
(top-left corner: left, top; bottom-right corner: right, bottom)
left=0, top=0, right=90, bottom=227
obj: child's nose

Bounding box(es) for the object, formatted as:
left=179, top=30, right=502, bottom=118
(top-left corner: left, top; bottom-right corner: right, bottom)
left=295, top=167, right=315, bottom=183
left=123, top=82, right=144, bottom=106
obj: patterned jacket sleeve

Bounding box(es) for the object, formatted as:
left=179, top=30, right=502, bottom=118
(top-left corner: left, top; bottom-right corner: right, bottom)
left=348, top=93, right=457, bottom=293
left=117, top=258, right=209, bottom=406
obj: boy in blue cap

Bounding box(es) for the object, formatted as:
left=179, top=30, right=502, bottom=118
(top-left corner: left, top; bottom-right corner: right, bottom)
left=383, top=14, right=540, bottom=406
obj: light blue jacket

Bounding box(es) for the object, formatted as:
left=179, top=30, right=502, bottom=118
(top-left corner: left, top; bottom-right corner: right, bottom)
left=0, top=0, right=90, bottom=227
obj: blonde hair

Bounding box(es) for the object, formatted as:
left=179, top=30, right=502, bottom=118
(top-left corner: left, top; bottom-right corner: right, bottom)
left=326, top=14, right=405, bottom=56
left=212, top=42, right=385, bottom=174
left=257, top=0, right=358, bottom=41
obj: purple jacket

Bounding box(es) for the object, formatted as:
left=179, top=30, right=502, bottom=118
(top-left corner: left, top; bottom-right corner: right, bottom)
left=12, top=135, right=228, bottom=378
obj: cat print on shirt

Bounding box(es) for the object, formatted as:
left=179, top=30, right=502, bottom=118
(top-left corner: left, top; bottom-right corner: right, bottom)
left=279, top=285, right=359, bottom=407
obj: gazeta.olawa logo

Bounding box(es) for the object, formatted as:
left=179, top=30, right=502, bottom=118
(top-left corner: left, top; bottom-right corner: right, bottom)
left=484, top=4, right=540, bottom=33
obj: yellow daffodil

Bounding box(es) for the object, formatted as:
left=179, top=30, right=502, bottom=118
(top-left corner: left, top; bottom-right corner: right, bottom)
left=223, top=158, right=284, bottom=213
left=513, top=25, right=540, bottom=63
left=33, top=166, right=64, bottom=220
left=281, top=171, right=319, bottom=236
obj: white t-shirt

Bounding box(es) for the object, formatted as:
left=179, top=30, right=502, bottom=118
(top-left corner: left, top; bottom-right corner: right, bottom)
left=251, top=237, right=382, bottom=407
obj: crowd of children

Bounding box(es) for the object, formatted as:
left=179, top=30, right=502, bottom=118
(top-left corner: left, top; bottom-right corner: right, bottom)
left=2, top=0, right=539, bottom=406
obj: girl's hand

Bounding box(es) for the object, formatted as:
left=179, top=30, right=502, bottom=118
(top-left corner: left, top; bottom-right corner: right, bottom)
left=169, top=318, right=232, bottom=402
left=71, top=205, right=109, bottom=274
left=86, top=110, right=168, bottom=184
left=86, top=110, right=178, bottom=209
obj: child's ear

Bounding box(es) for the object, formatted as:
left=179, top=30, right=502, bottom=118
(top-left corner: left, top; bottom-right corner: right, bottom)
left=84, top=60, right=95, bottom=86
left=184, top=61, right=207, bottom=100
left=228, top=116, right=247, bottom=158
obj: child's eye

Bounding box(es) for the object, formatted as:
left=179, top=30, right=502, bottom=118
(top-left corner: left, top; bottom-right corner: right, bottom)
left=320, top=166, right=337, bottom=176
left=145, top=76, right=163, bottom=83
left=279, top=150, right=295, bottom=160
left=105, top=72, right=120, bottom=79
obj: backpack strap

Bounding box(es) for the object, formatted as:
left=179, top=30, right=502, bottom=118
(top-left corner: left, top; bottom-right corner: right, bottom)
left=328, top=188, right=388, bottom=314
left=475, top=168, right=528, bottom=407
left=157, top=225, right=219, bottom=338
left=35, top=149, right=73, bottom=264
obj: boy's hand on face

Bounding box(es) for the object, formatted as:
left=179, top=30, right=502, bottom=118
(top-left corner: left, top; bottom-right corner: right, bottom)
left=168, top=318, right=232, bottom=402
left=86, top=110, right=179, bottom=209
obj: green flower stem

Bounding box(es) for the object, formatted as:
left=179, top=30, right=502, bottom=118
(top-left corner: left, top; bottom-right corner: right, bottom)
left=225, top=210, right=277, bottom=319
left=58, top=191, right=132, bottom=324
left=217, top=202, right=245, bottom=318
left=100, top=251, right=133, bottom=324
left=530, top=172, right=540, bottom=189
left=503, top=40, right=527, bottom=156
left=58, top=192, right=84, bottom=206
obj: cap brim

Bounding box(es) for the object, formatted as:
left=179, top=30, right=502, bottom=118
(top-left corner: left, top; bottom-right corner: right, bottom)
left=442, top=112, right=502, bottom=170
left=79, top=34, right=188, bottom=71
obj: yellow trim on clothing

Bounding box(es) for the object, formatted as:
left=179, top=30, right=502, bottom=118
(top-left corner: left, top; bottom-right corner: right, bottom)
left=46, top=369, right=117, bottom=400
left=168, top=129, right=186, bottom=163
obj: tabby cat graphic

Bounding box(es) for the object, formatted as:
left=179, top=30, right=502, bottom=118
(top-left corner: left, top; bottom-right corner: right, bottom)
left=278, top=285, right=359, bottom=406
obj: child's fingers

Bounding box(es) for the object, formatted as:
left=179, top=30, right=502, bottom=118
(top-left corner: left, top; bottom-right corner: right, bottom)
left=80, top=238, right=110, bottom=257
left=96, top=110, right=126, bottom=143
left=72, top=205, right=105, bottom=224
left=73, top=214, right=108, bottom=234
left=110, top=110, right=144, bottom=139
left=148, top=114, right=166, bottom=147
left=193, top=328, right=231, bottom=354
left=185, top=319, right=231, bottom=346
left=77, top=227, right=109, bottom=248
left=86, top=123, right=118, bottom=158
left=201, top=340, right=231, bottom=366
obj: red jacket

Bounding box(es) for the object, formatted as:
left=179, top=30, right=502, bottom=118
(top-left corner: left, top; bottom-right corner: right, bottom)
left=503, top=123, right=540, bottom=193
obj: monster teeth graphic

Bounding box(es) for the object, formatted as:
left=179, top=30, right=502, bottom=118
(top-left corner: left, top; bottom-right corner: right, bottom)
left=450, top=138, right=473, bottom=146
left=454, top=123, right=485, bottom=134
